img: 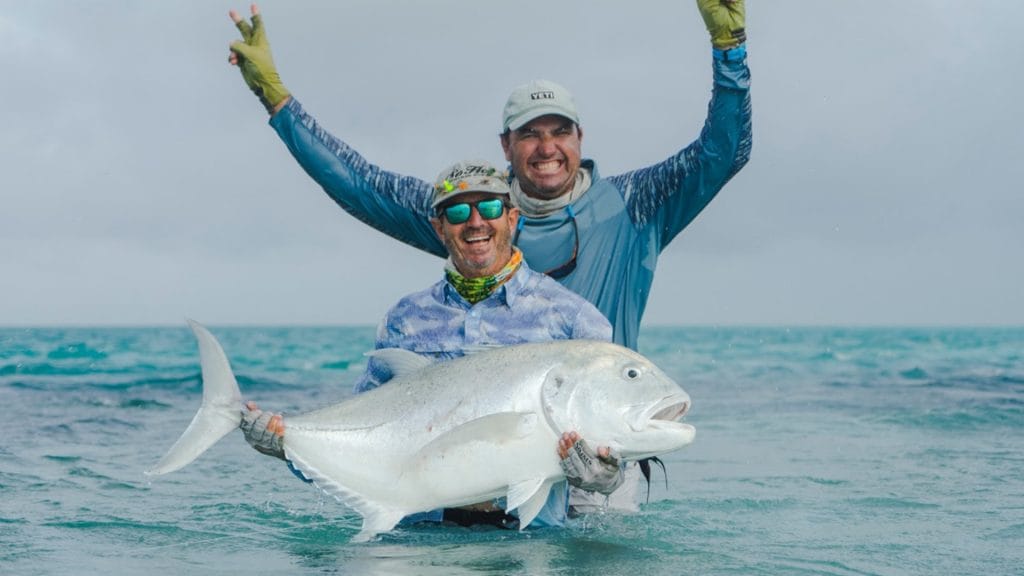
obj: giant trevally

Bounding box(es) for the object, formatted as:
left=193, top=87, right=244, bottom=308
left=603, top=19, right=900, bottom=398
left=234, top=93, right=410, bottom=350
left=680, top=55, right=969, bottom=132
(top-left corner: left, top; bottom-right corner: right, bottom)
left=147, top=320, right=695, bottom=541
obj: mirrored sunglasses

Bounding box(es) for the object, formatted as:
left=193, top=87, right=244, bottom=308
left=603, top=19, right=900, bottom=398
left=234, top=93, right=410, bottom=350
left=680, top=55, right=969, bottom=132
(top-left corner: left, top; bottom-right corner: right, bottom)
left=440, top=198, right=507, bottom=225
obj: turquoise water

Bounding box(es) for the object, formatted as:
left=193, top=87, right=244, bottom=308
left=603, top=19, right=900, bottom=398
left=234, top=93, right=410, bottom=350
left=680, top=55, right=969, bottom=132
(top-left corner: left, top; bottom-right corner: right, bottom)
left=2, top=326, right=1022, bottom=575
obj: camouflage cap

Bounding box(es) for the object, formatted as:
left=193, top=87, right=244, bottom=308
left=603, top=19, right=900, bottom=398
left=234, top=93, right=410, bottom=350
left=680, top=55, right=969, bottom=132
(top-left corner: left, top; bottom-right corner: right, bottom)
left=432, top=160, right=511, bottom=209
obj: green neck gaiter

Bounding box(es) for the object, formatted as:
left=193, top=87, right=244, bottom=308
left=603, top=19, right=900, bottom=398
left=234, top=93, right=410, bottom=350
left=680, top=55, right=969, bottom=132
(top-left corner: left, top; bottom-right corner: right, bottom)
left=445, top=248, right=523, bottom=304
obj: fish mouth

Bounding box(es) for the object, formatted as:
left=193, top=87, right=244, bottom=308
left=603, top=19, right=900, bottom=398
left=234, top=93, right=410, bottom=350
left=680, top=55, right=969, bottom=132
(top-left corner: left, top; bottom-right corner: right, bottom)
left=615, top=393, right=695, bottom=460
left=628, top=393, right=691, bottom=432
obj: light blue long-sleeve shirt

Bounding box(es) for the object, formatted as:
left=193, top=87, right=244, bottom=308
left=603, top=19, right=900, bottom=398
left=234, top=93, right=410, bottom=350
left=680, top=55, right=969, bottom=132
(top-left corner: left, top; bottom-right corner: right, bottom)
left=269, top=56, right=751, bottom=350
left=353, top=262, right=612, bottom=528
left=354, top=262, right=613, bottom=393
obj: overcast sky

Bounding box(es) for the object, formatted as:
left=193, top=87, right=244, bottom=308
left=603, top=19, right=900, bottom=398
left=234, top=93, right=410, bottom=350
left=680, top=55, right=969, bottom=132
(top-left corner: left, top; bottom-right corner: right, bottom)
left=2, top=1, right=1021, bottom=327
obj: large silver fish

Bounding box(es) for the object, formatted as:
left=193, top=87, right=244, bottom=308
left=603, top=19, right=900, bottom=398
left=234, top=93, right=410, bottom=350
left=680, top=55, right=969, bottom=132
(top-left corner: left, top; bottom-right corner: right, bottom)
left=147, top=321, right=695, bottom=541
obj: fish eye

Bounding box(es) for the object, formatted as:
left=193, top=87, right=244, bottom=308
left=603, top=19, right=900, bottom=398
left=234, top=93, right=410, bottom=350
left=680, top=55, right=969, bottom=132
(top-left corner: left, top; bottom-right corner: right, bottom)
left=622, top=366, right=642, bottom=380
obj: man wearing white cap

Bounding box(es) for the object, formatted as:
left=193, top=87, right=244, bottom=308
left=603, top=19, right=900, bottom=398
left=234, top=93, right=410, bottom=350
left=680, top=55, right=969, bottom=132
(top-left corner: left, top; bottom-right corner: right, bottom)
left=242, top=159, right=624, bottom=529
left=229, top=1, right=750, bottom=512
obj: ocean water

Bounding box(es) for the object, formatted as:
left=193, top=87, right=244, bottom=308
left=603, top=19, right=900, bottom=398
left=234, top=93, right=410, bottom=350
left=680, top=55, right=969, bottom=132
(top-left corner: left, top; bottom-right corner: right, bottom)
left=2, top=325, right=1022, bottom=575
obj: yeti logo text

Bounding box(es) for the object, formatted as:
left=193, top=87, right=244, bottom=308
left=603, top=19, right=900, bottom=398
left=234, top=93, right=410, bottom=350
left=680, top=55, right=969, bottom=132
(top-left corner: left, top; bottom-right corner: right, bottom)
left=530, top=91, right=556, bottom=100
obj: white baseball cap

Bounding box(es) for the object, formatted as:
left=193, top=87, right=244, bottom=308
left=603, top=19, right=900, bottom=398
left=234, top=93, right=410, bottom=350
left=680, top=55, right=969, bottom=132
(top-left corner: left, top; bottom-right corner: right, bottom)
left=501, top=79, right=580, bottom=132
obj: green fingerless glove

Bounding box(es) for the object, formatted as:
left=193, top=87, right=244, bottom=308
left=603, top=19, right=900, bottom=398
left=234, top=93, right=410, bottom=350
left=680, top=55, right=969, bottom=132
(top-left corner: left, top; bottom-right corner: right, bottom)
left=230, top=13, right=290, bottom=114
left=697, top=0, right=746, bottom=50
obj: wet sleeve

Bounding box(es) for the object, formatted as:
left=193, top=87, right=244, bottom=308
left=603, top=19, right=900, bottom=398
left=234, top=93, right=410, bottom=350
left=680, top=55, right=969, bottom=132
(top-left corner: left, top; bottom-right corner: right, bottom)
left=609, top=55, right=752, bottom=249
left=270, top=98, right=448, bottom=257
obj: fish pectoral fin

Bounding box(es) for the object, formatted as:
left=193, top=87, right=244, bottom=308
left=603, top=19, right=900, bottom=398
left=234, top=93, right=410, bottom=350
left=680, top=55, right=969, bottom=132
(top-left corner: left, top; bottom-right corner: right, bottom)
left=413, top=412, right=538, bottom=462
left=507, top=478, right=555, bottom=530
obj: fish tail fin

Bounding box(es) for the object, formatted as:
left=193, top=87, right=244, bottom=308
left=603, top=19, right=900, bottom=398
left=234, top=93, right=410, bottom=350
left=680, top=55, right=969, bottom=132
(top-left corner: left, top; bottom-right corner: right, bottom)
left=146, top=319, right=243, bottom=476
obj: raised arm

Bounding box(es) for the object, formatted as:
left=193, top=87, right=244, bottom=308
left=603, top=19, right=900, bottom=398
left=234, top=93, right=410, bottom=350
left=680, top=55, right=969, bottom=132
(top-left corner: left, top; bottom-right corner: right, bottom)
left=228, top=5, right=445, bottom=257
left=608, top=0, right=752, bottom=248
left=228, top=4, right=291, bottom=115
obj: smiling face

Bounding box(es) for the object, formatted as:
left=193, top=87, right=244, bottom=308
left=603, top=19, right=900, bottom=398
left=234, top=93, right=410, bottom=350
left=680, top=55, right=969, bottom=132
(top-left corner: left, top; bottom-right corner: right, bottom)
left=501, top=115, right=583, bottom=200
left=431, top=192, right=520, bottom=278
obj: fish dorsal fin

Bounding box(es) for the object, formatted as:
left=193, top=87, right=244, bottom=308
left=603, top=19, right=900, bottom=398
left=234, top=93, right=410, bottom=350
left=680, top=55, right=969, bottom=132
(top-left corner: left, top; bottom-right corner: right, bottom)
left=366, top=348, right=433, bottom=377
left=508, top=478, right=556, bottom=529
left=414, top=412, right=538, bottom=463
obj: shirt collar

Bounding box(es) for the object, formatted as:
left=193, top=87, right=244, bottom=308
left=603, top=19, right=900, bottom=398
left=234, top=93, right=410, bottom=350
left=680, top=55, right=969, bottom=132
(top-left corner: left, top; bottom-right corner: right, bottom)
left=440, top=262, right=529, bottom=309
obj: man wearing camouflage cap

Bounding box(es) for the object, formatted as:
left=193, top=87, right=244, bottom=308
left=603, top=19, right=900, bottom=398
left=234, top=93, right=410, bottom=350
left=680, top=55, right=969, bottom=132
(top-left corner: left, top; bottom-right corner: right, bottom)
left=243, top=159, right=624, bottom=529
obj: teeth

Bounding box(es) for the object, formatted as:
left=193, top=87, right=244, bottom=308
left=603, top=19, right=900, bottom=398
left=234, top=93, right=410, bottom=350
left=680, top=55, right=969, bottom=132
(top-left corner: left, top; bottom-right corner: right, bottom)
left=533, top=160, right=561, bottom=172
